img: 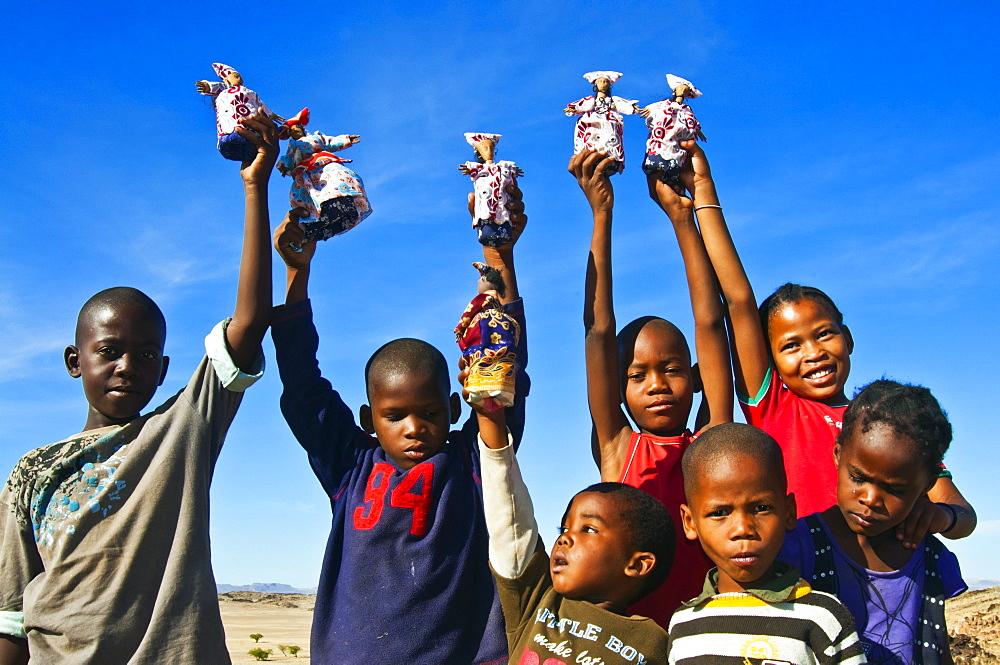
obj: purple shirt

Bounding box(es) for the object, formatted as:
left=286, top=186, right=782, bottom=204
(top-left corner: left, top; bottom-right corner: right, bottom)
left=780, top=514, right=966, bottom=664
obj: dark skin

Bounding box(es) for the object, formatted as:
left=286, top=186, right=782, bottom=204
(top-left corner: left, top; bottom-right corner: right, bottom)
left=272, top=179, right=526, bottom=464
left=678, top=139, right=976, bottom=545
left=62, top=111, right=277, bottom=433
left=572, top=148, right=732, bottom=482
left=2, top=112, right=278, bottom=663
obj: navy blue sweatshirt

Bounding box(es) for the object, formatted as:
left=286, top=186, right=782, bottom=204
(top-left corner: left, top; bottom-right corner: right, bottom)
left=271, top=298, right=529, bottom=664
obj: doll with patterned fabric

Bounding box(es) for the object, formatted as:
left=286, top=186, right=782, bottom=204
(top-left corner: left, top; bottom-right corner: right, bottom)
left=454, top=263, right=520, bottom=412
left=196, top=63, right=284, bottom=161
left=564, top=71, right=647, bottom=175
left=642, top=74, right=706, bottom=186
left=277, top=108, right=371, bottom=242
left=459, top=133, right=523, bottom=247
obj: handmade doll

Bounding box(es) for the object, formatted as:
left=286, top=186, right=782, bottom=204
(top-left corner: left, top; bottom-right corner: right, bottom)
left=277, top=108, right=372, bottom=242
left=458, top=133, right=524, bottom=247
left=563, top=71, right=646, bottom=175
left=196, top=63, right=284, bottom=161
left=454, top=263, right=521, bottom=412
left=641, top=74, right=706, bottom=185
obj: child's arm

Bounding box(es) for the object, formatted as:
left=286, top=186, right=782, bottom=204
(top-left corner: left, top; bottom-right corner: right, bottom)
left=0, top=636, right=27, bottom=665
left=463, top=363, right=538, bottom=579
left=896, top=477, right=977, bottom=548
left=470, top=183, right=527, bottom=304
left=572, top=149, right=634, bottom=481
left=273, top=209, right=314, bottom=306
left=679, top=141, right=771, bottom=399
left=223, top=111, right=279, bottom=372
left=646, top=172, right=733, bottom=432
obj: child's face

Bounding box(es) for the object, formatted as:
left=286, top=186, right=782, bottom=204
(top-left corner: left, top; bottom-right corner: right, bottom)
left=65, top=304, right=168, bottom=429
left=551, top=492, right=642, bottom=608
left=623, top=325, right=694, bottom=436
left=767, top=298, right=853, bottom=404
left=834, top=423, right=935, bottom=539
left=364, top=371, right=457, bottom=470
left=681, top=454, right=795, bottom=594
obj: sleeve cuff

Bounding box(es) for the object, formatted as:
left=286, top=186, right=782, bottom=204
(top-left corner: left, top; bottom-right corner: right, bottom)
left=0, top=611, right=25, bottom=639
left=204, top=319, right=265, bottom=392
left=738, top=365, right=773, bottom=406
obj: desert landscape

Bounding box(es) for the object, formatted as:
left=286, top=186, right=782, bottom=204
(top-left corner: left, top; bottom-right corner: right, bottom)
left=220, top=587, right=1000, bottom=663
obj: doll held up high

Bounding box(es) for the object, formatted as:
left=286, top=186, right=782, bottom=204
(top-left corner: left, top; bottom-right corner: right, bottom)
left=277, top=108, right=372, bottom=242
left=459, top=133, right=523, bottom=247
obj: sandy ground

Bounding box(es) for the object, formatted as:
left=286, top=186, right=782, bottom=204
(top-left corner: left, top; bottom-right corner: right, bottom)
left=220, top=593, right=314, bottom=663
left=220, top=587, right=1000, bottom=663
left=948, top=586, right=1000, bottom=664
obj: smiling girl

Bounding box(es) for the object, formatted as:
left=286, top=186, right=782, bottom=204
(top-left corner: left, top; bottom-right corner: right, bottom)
left=684, top=140, right=976, bottom=547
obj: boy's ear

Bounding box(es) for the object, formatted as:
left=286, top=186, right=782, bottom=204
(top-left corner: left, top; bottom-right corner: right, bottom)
left=784, top=493, right=798, bottom=530
left=624, top=551, right=656, bottom=579
left=449, top=392, right=462, bottom=425
left=690, top=363, right=703, bottom=394
left=158, top=356, right=170, bottom=386
left=679, top=503, right=699, bottom=541
left=843, top=325, right=855, bottom=354
left=832, top=443, right=842, bottom=468
left=64, top=345, right=82, bottom=378
left=359, top=404, right=374, bottom=434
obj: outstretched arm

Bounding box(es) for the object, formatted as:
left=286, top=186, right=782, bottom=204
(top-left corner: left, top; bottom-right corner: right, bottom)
left=647, top=171, right=733, bottom=431
left=225, top=111, right=279, bottom=372
left=680, top=141, right=771, bottom=399
left=572, top=150, right=633, bottom=480
left=274, top=209, right=315, bottom=306
left=469, top=182, right=527, bottom=303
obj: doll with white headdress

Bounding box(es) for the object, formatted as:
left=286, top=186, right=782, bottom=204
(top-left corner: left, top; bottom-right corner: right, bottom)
left=563, top=71, right=647, bottom=175
left=277, top=108, right=372, bottom=242
left=454, top=262, right=521, bottom=412
left=195, top=63, right=284, bottom=162
left=641, top=74, right=706, bottom=186
left=458, top=133, right=524, bottom=247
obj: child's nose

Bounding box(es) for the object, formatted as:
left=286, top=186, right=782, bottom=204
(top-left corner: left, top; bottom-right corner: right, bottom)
left=114, top=353, right=138, bottom=377
left=730, top=512, right=757, bottom=539
left=403, top=416, right=426, bottom=437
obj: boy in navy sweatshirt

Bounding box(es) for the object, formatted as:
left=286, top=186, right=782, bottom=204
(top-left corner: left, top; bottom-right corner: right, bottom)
left=270, top=187, right=529, bottom=665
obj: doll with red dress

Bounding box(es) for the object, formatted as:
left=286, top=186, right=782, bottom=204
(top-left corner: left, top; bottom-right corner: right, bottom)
left=454, top=263, right=521, bottom=412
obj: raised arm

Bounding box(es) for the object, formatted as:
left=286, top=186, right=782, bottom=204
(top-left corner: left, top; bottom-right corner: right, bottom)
left=224, top=111, right=279, bottom=372
left=469, top=182, right=527, bottom=303
left=571, top=150, right=633, bottom=480
left=465, top=366, right=539, bottom=578
left=680, top=141, right=771, bottom=399
left=646, top=172, right=733, bottom=432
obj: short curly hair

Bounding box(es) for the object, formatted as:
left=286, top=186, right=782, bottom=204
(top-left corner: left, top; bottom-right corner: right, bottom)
left=838, top=379, right=952, bottom=475
left=564, top=482, right=675, bottom=600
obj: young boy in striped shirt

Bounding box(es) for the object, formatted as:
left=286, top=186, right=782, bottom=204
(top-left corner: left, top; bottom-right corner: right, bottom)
left=668, top=424, right=866, bottom=665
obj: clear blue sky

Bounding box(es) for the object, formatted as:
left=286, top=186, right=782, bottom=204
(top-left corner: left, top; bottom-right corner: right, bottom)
left=1, top=1, right=997, bottom=587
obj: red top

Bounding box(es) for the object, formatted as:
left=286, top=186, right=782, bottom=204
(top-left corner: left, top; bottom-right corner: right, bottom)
left=740, top=367, right=846, bottom=517
left=619, top=430, right=712, bottom=628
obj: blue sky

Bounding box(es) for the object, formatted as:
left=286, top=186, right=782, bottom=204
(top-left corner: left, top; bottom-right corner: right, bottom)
left=1, top=1, right=997, bottom=587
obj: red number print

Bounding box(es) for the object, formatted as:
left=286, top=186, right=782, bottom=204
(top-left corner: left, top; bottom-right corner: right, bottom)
left=352, top=462, right=435, bottom=535
left=390, top=462, right=434, bottom=536
left=352, top=462, right=394, bottom=530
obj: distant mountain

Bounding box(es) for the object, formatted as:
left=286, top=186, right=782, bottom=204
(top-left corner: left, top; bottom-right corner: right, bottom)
left=217, top=582, right=317, bottom=594
left=965, top=578, right=1000, bottom=592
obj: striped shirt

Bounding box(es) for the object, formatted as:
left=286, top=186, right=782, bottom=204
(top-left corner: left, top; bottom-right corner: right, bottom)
left=667, top=564, right=867, bottom=665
